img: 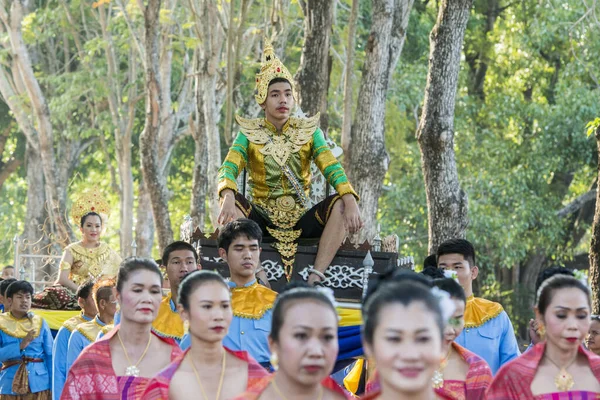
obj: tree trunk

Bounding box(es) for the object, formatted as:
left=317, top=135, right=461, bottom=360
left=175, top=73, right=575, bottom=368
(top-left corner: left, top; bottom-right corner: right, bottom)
left=139, top=0, right=174, bottom=251
left=135, top=179, right=155, bottom=258
left=346, top=0, right=415, bottom=241
left=589, top=124, right=600, bottom=314
left=341, top=0, right=360, bottom=159
left=295, top=0, right=335, bottom=130
left=416, top=0, right=473, bottom=254
left=23, top=144, right=49, bottom=251
left=191, top=51, right=209, bottom=230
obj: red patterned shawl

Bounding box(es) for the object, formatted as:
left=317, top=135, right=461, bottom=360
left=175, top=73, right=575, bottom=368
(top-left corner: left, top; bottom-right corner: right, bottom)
left=486, top=342, right=600, bottom=399
left=232, top=375, right=352, bottom=399
left=61, top=325, right=182, bottom=400
left=142, top=347, right=269, bottom=399
left=365, top=342, right=492, bottom=400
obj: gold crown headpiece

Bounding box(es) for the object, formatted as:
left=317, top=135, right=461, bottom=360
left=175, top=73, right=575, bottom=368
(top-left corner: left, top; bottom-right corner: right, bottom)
left=71, top=190, right=111, bottom=228
left=254, top=39, right=297, bottom=105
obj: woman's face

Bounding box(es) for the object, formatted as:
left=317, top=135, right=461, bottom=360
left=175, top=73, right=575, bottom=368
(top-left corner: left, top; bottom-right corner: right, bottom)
left=80, top=215, right=102, bottom=242
left=586, top=320, right=600, bottom=355
left=117, top=269, right=163, bottom=324
left=443, top=298, right=465, bottom=349
left=365, top=302, right=443, bottom=396
left=538, top=287, right=590, bottom=352
left=181, top=282, right=232, bottom=343
left=271, top=300, right=339, bottom=387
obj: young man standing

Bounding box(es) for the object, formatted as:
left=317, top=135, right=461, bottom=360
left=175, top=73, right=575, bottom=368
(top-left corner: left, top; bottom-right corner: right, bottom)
left=152, top=241, right=200, bottom=343
left=437, top=238, right=520, bottom=374
left=66, top=279, right=117, bottom=372
left=181, top=219, right=277, bottom=369
left=0, top=280, right=53, bottom=398
left=52, top=280, right=97, bottom=400
left=217, top=40, right=362, bottom=285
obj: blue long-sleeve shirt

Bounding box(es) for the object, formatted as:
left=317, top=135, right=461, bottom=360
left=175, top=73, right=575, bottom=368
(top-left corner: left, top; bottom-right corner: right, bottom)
left=52, top=313, right=92, bottom=400
left=0, top=315, right=53, bottom=395
left=181, top=280, right=273, bottom=363
left=66, top=316, right=107, bottom=373
left=455, top=310, right=520, bottom=374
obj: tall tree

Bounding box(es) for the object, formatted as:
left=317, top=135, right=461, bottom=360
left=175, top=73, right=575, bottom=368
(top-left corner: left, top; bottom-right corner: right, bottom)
left=346, top=0, right=415, bottom=240
left=341, top=0, right=360, bottom=158
left=416, top=0, right=473, bottom=254
left=295, top=0, right=335, bottom=130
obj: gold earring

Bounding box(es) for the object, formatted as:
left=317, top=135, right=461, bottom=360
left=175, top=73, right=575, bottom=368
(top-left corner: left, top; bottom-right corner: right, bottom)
left=270, top=352, right=279, bottom=371
left=538, top=323, right=546, bottom=339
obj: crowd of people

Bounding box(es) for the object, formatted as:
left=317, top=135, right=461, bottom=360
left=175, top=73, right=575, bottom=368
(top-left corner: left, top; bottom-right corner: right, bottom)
left=1, top=212, right=600, bottom=399
left=2, top=40, right=600, bottom=399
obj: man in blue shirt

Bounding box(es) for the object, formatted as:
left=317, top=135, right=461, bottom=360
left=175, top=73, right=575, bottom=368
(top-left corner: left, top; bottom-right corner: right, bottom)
left=66, top=279, right=116, bottom=372
left=0, top=280, right=53, bottom=397
left=182, top=219, right=277, bottom=369
left=437, top=238, right=520, bottom=374
left=52, top=279, right=97, bottom=400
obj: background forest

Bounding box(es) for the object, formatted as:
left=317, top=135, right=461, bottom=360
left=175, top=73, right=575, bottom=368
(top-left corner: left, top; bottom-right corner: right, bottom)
left=0, top=0, right=599, bottom=340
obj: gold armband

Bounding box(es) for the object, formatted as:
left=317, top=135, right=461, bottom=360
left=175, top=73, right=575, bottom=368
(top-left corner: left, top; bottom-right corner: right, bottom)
left=60, top=260, right=72, bottom=271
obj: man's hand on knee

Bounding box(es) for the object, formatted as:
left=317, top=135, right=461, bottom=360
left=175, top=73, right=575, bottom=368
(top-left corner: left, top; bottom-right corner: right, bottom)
left=218, top=190, right=237, bottom=225
left=341, top=194, right=363, bottom=234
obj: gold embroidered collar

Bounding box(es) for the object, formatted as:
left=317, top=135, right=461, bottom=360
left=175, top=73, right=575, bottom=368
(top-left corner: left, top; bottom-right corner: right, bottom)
left=0, top=312, right=43, bottom=339
left=231, top=283, right=277, bottom=320
left=464, top=295, right=504, bottom=328
left=152, top=292, right=185, bottom=340
left=235, top=113, right=320, bottom=167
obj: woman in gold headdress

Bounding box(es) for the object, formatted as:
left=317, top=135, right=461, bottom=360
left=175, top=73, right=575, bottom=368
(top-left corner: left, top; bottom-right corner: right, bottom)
left=32, top=192, right=121, bottom=310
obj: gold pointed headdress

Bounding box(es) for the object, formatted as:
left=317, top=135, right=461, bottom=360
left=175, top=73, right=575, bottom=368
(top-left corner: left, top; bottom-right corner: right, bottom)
left=71, top=190, right=111, bottom=228
left=254, top=39, right=297, bottom=105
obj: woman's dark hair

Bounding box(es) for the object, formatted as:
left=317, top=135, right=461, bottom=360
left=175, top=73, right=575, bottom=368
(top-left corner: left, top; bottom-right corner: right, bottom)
left=178, top=270, right=229, bottom=311
left=433, top=278, right=466, bottom=303
left=362, top=270, right=444, bottom=345
left=80, top=211, right=102, bottom=228
left=217, top=219, right=263, bottom=253
left=364, top=268, right=432, bottom=304
left=270, top=284, right=337, bottom=343
left=535, top=266, right=574, bottom=295
left=116, top=257, right=163, bottom=293
left=536, top=274, right=590, bottom=315
left=421, top=266, right=445, bottom=280
left=6, top=280, right=34, bottom=299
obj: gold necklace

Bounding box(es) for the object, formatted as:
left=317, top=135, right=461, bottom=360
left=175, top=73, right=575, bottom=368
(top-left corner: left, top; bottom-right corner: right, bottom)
left=545, top=354, right=576, bottom=391
left=271, top=377, right=323, bottom=400
left=189, top=351, right=226, bottom=400
left=432, top=347, right=452, bottom=389
left=117, top=332, right=152, bottom=377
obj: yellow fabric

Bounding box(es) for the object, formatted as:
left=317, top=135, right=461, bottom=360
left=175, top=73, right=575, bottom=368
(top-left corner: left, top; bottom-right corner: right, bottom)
left=62, top=313, right=88, bottom=333
left=338, top=308, right=362, bottom=327
left=231, top=283, right=277, bottom=319
left=76, top=318, right=104, bottom=342
left=343, top=358, right=364, bottom=394
left=464, top=295, right=504, bottom=328
left=152, top=292, right=185, bottom=340
left=65, top=242, right=122, bottom=286
left=100, top=323, right=114, bottom=335
left=59, top=261, right=72, bottom=271
left=32, top=310, right=81, bottom=331
left=0, top=313, right=43, bottom=339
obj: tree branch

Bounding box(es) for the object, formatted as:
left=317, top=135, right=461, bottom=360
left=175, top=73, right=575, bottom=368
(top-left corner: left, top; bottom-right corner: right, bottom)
left=557, top=189, right=597, bottom=218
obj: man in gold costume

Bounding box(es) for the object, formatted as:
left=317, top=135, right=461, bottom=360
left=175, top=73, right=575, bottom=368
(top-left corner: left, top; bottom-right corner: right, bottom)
left=217, top=40, right=362, bottom=285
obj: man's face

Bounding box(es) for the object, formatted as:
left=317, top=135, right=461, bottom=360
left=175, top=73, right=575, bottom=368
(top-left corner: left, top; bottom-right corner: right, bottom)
left=438, top=253, right=478, bottom=293
left=261, top=81, right=294, bottom=126
left=1, top=268, right=15, bottom=279
left=10, top=290, right=31, bottom=315
left=219, top=235, right=261, bottom=282
left=166, top=249, right=199, bottom=290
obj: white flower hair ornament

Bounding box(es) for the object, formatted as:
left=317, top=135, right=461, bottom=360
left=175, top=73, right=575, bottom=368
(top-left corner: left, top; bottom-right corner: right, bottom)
left=430, top=286, right=456, bottom=322
left=443, top=269, right=459, bottom=282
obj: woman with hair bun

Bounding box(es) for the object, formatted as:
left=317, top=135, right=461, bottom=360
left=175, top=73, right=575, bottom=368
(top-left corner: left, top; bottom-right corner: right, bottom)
left=233, top=284, right=349, bottom=399
left=487, top=274, right=600, bottom=399
left=63, top=258, right=181, bottom=400
left=143, top=270, right=269, bottom=400
left=360, top=270, right=455, bottom=400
